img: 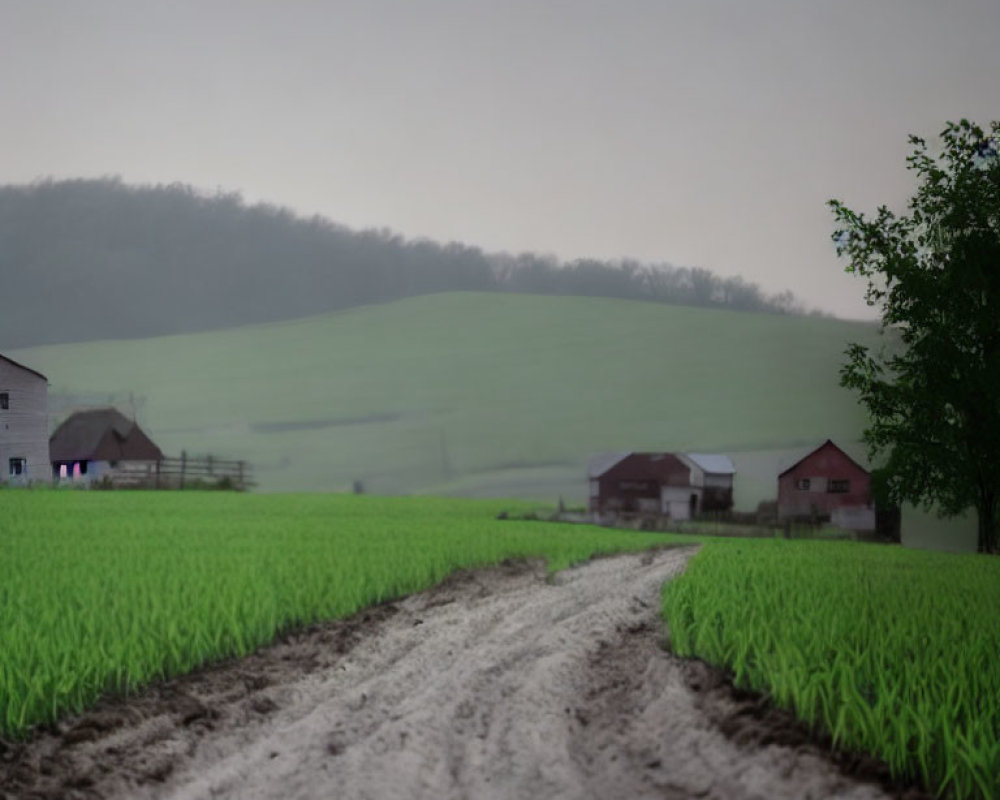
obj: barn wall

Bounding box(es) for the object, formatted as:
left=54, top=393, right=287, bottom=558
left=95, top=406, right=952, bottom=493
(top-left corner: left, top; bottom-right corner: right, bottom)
left=661, top=485, right=701, bottom=520
left=54, top=459, right=163, bottom=486
left=0, top=360, right=49, bottom=485
left=55, top=460, right=115, bottom=485
left=595, top=476, right=660, bottom=512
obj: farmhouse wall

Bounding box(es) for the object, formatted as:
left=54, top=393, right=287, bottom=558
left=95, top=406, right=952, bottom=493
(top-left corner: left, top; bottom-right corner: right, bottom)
left=0, top=357, right=49, bottom=485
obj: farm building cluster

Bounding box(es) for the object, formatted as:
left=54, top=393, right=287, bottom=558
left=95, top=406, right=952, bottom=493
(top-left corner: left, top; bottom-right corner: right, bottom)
left=4, top=349, right=877, bottom=524
left=0, top=353, right=248, bottom=489
left=589, top=440, right=881, bottom=533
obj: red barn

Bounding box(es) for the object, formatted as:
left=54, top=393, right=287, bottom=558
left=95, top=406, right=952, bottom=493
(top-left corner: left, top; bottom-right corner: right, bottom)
left=589, top=452, right=691, bottom=517
left=777, top=439, right=873, bottom=528
left=588, top=451, right=733, bottom=520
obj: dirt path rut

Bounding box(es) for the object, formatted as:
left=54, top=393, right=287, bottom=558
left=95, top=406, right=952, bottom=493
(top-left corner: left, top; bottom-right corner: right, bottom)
left=2, top=546, right=903, bottom=800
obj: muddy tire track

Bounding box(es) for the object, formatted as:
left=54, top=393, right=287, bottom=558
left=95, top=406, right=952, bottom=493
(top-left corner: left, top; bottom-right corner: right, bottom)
left=1, top=547, right=918, bottom=799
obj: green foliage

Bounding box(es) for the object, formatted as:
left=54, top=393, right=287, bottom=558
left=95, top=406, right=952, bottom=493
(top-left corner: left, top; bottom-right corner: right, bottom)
left=0, top=491, right=685, bottom=739
left=830, top=119, right=1000, bottom=552
left=663, top=541, right=1000, bottom=799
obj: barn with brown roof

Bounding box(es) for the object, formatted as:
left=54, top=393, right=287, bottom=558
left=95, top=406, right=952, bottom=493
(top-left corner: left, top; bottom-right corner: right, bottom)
left=50, top=408, right=164, bottom=484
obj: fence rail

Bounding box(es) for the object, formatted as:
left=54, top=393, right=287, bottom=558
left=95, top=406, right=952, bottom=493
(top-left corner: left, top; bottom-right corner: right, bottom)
left=107, top=452, right=253, bottom=490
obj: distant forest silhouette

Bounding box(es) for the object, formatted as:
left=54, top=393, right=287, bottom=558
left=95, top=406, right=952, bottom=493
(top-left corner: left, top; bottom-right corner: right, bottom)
left=0, top=178, right=816, bottom=348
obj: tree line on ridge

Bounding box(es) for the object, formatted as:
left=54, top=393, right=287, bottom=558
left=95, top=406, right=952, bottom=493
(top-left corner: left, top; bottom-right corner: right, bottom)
left=0, top=177, right=815, bottom=348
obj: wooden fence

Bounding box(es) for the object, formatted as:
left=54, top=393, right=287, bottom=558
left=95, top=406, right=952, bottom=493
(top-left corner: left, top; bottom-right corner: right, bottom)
left=105, top=452, right=253, bottom=490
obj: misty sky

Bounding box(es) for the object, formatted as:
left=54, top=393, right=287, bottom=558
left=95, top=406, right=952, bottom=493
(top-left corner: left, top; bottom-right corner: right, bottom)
left=3, top=0, right=998, bottom=319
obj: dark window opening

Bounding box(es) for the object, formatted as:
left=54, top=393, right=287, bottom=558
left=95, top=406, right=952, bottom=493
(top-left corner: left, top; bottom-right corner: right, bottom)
left=9, top=457, right=25, bottom=476
left=79, top=461, right=88, bottom=475
left=829, top=479, right=850, bottom=493
left=0, top=392, right=8, bottom=410
left=795, top=478, right=811, bottom=490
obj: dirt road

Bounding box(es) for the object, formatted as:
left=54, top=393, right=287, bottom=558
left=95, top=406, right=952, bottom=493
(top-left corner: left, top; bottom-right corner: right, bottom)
left=2, top=546, right=908, bottom=799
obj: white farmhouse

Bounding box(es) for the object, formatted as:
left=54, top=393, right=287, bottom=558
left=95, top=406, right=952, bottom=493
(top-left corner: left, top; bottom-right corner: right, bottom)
left=0, top=354, right=50, bottom=485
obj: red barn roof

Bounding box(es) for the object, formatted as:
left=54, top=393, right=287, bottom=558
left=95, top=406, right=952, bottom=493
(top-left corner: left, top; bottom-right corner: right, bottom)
left=778, top=439, right=869, bottom=478
left=595, top=452, right=691, bottom=486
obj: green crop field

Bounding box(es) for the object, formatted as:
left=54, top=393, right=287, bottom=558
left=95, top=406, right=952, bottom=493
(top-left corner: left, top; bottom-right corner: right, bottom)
left=0, top=490, right=689, bottom=739
left=2, top=491, right=995, bottom=798
left=10, top=292, right=880, bottom=507
left=663, top=541, right=1000, bottom=800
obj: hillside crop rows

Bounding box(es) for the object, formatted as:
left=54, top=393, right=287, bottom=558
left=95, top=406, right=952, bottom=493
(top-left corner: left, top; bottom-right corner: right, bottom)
left=0, top=491, right=685, bottom=739
left=662, top=541, right=1000, bottom=800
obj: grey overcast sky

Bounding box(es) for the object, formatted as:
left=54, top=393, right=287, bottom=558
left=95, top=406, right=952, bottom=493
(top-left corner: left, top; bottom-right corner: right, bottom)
left=2, top=1, right=998, bottom=319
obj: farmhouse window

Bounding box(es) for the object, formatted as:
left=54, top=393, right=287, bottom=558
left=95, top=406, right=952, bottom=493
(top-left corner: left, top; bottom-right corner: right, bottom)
left=829, top=479, right=850, bottom=493
left=9, top=457, right=25, bottom=476
left=795, top=478, right=811, bottom=490
left=0, top=392, right=8, bottom=410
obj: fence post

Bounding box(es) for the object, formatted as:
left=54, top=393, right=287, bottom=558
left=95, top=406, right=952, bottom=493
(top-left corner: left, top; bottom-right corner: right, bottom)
left=237, top=461, right=244, bottom=489
left=207, top=454, right=214, bottom=475
left=155, top=459, right=161, bottom=490
left=180, top=450, right=187, bottom=489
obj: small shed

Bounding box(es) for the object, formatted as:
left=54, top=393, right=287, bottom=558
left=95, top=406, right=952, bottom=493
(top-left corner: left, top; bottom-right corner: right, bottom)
left=0, top=353, right=50, bottom=485
left=777, top=439, right=873, bottom=528
left=50, top=408, right=164, bottom=484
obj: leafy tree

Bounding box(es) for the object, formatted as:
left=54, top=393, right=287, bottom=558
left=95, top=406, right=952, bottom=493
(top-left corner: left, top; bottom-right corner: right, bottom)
left=830, top=119, right=1000, bottom=553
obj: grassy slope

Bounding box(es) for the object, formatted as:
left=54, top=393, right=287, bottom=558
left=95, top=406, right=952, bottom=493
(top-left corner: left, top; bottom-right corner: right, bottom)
left=11, top=292, right=880, bottom=505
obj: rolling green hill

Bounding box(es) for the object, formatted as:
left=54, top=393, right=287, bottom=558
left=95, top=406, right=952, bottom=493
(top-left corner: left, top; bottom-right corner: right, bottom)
left=10, top=292, right=881, bottom=506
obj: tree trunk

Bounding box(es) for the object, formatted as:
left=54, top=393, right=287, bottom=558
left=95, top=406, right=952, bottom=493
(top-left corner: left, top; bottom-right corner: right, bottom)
left=977, top=491, right=998, bottom=554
